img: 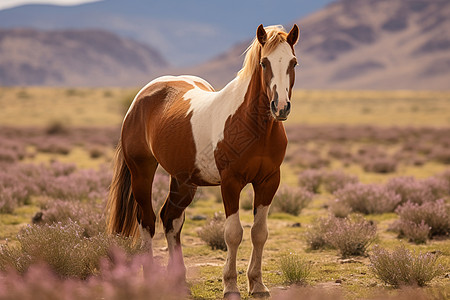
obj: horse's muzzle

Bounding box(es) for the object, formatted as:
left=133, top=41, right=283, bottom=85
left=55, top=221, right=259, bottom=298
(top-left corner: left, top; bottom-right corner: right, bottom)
left=270, top=100, right=291, bottom=121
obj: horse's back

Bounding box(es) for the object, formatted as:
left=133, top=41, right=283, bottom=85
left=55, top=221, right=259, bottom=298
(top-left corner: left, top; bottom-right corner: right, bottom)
left=141, top=75, right=214, bottom=98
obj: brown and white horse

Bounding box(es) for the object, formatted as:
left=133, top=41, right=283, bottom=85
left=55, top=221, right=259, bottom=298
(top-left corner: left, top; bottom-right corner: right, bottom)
left=107, top=24, right=299, bottom=298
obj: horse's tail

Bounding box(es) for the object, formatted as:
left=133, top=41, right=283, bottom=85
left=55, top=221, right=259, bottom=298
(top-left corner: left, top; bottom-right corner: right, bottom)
left=107, top=143, right=141, bottom=242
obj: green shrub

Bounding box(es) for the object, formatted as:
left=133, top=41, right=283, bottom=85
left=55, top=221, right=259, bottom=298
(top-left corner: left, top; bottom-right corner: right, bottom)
left=395, top=200, right=450, bottom=238
left=322, top=170, right=358, bottom=194
left=271, top=185, right=313, bottom=216
left=35, top=199, right=105, bottom=238
left=240, top=188, right=253, bottom=211
left=333, top=183, right=401, bottom=215
left=328, top=198, right=352, bottom=218
left=325, top=215, right=377, bottom=257
left=280, top=252, right=311, bottom=284
left=398, top=220, right=430, bottom=244
left=0, top=221, right=138, bottom=279
left=197, top=212, right=226, bottom=251
left=45, top=120, right=70, bottom=135
left=305, top=216, right=337, bottom=250
left=0, top=248, right=187, bottom=300
left=298, top=169, right=323, bottom=193
left=370, top=245, right=445, bottom=287
left=305, top=215, right=376, bottom=257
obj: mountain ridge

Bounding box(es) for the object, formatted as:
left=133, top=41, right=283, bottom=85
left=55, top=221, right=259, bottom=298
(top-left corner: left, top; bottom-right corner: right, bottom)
left=177, top=0, right=450, bottom=90
left=0, top=0, right=334, bottom=66
left=0, top=0, right=448, bottom=89
left=0, top=28, right=167, bottom=86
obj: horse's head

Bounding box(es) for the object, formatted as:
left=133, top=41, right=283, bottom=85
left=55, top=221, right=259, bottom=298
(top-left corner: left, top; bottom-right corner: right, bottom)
left=256, top=24, right=299, bottom=121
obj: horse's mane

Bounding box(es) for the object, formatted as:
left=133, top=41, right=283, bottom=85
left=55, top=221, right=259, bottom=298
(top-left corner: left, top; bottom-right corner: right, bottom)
left=238, top=25, right=288, bottom=79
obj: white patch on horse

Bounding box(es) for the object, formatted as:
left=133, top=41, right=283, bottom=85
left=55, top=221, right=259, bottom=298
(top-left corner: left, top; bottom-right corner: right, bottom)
left=223, top=211, right=243, bottom=294
left=138, top=224, right=153, bottom=252
left=183, top=76, right=251, bottom=184
left=265, top=42, right=295, bottom=111
left=165, top=212, right=185, bottom=252
left=248, top=205, right=270, bottom=293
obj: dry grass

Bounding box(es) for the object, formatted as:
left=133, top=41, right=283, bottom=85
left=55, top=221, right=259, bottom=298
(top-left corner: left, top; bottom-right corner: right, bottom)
left=280, top=252, right=312, bottom=284
left=0, top=87, right=135, bottom=127
left=1, top=88, right=449, bottom=127
left=289, top=90, right=450, bottom=127
left=0, top=88, right=449, bottom=299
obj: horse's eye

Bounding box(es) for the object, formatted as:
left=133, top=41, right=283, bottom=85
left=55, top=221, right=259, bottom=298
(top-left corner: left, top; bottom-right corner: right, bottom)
left=260, top=61, right=266, bottom=69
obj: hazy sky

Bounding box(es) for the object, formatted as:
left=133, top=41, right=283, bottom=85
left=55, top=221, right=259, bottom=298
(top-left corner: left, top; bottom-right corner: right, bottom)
left=0, top=0, right=101, bottom=10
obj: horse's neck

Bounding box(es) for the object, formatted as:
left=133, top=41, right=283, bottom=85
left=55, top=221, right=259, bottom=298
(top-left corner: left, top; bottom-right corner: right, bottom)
left=215, top=76, right=250, bottom=104
left=214, top=72, right=268, bottom=119
left=217, top=72, right=275, bottom=138
left=206, top=76, right=252, bottom=120
left=239, top=71, right=272, bottom=124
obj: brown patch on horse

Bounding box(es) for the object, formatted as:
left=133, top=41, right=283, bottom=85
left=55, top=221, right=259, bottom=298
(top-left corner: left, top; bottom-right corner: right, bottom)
left=260, top=57, right=274, bottom=98
left=193, top=80, right=215, bottom=92
left=287, top=58, right=297, bottom=99
left=136, top=81, right=197, bottom=182
left=128, top=80, right=209, bottom=186
left=160, top=177, right=196, bottom=234
left=116, top=80, right=201, bottom=238
left=215, top=65, right=287, bottom=216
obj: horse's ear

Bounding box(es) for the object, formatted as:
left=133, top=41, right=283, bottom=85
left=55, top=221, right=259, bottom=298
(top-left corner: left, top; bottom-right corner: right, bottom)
left=287, top=24, right=299, bottom=46
left=257, top=24, right=267, bottom=46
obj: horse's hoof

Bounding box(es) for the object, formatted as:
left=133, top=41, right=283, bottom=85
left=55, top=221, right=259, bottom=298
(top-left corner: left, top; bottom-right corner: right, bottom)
left=250, top=291, right=271, bottom=298
left=223, top=291, right=241, bottom=299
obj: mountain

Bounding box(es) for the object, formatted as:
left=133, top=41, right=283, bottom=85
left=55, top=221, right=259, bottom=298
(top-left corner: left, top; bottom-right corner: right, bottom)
left=0, top=28, right=167, bottom=86
left=180, top=0, right=450, bottom=90
left=0, top=0, right=334, bottom=66
left=1, top=0, right=448, bottom=89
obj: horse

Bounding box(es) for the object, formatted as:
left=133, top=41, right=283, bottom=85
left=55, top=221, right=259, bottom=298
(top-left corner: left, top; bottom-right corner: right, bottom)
left=107, top=24, right=299, bottom=298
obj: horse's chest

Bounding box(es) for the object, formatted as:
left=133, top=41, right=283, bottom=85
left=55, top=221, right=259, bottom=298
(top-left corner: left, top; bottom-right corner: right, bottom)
left=191, top=125, right=262, bottom=185
left=191, top=123, right=262, bottom=184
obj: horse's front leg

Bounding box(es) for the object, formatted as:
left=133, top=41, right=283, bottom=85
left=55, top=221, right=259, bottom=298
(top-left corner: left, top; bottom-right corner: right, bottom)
left=221, top=176, right=245, bottom=299
left=247, top=170, right=280, bottom=297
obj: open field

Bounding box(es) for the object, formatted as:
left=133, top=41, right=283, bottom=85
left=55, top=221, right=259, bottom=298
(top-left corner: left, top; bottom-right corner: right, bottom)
left=0, top=87, right=449, bottom=299
left=0, top=88, right=450, bottom=127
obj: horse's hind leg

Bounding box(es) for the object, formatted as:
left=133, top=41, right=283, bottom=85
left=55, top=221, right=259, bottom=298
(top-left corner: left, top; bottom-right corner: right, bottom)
left=160, top=176, right=197, bottom=279
left=125, top=152, right=159, bottom=254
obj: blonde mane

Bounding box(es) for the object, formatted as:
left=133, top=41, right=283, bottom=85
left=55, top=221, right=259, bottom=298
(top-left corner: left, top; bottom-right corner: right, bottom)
left=238, top=25, right=289, bottom=79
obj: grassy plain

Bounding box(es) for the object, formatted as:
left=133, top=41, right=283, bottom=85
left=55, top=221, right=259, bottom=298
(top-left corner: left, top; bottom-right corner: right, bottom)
left=0, top=88, right=449, bottom=127
left=0, top=87, right=449, bottom=299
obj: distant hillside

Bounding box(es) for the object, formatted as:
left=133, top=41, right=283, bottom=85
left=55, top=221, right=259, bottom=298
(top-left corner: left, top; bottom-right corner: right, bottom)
left=0, top=0, right=333, bottom=66
left=0, top=28, right=167, bottom=86
left=181, top=0, right=450, bottom=90
left=1, top=0, right=448, bottom=89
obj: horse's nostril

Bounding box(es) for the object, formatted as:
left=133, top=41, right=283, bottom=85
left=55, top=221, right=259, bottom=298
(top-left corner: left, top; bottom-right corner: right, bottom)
left=286, top=101, right=291, bottom=113
left=270, top=100, right=277, bottom=113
